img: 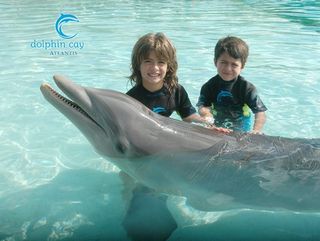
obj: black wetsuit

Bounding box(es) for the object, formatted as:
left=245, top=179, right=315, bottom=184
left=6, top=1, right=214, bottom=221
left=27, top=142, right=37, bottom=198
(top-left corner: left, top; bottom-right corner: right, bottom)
left=197, top=74, right=267, bottom=131
left=127, top=84, right=196, bottom=118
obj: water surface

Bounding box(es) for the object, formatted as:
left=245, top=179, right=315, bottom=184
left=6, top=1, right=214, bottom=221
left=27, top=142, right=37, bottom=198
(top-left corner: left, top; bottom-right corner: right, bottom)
left=0, top=1, right=319, bottom=240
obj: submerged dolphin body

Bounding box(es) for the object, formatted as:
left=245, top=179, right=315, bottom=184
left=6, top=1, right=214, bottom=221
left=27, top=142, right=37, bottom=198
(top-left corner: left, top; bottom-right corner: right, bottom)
left=40, top=75, right=320, bottom=212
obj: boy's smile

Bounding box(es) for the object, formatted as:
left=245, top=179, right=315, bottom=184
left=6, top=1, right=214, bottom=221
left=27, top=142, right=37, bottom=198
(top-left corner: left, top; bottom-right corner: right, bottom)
left=215, top=52, right=243, bottom=81
left=140, top=51, right=168, bottom=92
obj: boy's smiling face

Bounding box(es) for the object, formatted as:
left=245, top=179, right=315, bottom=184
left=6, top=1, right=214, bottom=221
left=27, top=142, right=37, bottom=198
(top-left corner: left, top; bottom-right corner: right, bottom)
left=140, top=50, right=168, bottom=92
left=215, top=52, right=243, bottom=81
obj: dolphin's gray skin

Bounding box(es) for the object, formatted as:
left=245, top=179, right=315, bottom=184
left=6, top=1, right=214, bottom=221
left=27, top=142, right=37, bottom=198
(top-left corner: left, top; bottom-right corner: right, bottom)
left=40, top=75, right=320, bottom=212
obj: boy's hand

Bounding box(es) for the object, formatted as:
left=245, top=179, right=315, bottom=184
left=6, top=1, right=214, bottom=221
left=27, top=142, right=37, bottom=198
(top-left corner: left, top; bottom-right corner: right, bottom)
left=201, top=116, right=232, bottom=134
left=207, top=125, right=232, bottom=134
left=249, top=130, right=264, bottom=135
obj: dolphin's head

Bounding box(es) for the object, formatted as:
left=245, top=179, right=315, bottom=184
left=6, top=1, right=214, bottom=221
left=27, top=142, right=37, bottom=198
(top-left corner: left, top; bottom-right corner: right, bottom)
left=40, top=75, right=160, bottom=159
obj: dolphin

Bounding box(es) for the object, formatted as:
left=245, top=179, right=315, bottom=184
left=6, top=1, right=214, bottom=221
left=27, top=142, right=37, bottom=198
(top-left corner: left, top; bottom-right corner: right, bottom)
left=40, top=75, right=320, bottom=212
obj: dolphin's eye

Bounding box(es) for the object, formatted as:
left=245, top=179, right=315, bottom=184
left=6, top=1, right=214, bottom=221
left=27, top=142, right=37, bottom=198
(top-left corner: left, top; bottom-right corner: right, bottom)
left=116, top=142, right=126, bottom=154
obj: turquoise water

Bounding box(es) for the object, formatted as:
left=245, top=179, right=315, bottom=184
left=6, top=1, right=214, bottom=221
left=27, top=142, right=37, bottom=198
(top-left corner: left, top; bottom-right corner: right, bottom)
left=0, top=0, right=319, bottom=240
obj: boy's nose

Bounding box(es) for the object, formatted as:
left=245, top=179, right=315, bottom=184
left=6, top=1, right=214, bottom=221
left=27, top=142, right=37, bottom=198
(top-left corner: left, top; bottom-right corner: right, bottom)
left=225, top=64, right=233, bottom=71
left=151, top=63, right=160, bottom=69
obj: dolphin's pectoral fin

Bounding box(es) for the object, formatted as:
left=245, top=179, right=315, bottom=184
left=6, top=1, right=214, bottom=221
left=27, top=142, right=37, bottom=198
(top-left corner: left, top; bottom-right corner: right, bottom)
left=119, top=173, right=177, bottom=240
left=122, top=185, right=177, bottom=241
left=119, top=171, right=137, bottom=210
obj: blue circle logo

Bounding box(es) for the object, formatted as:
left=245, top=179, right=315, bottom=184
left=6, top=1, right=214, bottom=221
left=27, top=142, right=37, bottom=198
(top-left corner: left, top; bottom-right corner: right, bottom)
left=55, top=13, right=79, bottom=39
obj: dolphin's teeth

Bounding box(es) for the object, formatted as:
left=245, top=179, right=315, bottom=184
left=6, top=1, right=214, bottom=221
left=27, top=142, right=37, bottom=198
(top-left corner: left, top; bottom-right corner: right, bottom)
left=45, top=82, right=91, bottom=118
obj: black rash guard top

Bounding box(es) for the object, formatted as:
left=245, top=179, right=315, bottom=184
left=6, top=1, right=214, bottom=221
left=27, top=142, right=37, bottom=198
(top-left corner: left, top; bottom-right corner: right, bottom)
left=126, top=84, right=196, bottom=119
left=197, top=74, right=267, bottom=130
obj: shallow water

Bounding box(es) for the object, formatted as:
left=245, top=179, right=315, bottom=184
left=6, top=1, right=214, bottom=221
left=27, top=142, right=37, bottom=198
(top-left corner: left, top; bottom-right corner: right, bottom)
left=0, top=0, right=320, bottom=240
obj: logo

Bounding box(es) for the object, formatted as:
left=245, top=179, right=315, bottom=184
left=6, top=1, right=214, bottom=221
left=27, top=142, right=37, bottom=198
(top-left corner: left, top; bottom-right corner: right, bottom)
left=55, top=13, right=79, bottom=39
left=152, top=107, right=166, bottom=114
left=217, top=90, right=234, bottom=105
left=30, top=12, right=84, bottom=56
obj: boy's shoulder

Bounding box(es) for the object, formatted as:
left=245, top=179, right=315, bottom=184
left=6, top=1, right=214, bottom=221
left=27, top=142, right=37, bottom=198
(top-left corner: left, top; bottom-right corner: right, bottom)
left=236, top=75, right=256, bottom=88
left=176, top=83, right=185, bottom=91
left=171, top=83, right=189, bottom=95
left=203, top=75, right=220, bottom=86
left=126, top=84, right=140, bottom=95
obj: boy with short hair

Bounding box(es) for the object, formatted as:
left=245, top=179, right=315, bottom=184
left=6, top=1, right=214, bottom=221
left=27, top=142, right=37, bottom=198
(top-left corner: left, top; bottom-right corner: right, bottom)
left=197, top=36, right=267, bottom=133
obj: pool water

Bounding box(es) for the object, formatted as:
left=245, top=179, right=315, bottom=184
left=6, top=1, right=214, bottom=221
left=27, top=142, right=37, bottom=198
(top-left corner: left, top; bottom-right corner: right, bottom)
left=0, top=1, right=319, bottom=240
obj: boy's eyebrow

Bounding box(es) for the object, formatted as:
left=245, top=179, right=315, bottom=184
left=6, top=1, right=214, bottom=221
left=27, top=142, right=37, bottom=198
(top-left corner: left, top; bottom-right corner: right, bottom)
left=143, top=57, right=166, bottom=62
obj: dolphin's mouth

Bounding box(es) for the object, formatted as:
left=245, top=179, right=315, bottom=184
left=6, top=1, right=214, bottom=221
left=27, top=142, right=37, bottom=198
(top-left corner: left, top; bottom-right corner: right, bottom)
left=40, top=82, right=96, bottom=123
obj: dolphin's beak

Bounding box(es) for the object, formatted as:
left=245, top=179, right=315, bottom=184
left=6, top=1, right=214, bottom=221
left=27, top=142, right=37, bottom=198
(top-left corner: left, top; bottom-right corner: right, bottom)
left=40, top=75, right=127, bottom=158
left=52, top=74, right=92, bottom=112
left=40, top=76, right=100, bottom=129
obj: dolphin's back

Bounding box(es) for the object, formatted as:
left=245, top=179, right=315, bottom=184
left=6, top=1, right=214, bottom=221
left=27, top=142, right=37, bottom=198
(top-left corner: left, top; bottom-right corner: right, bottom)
left=127, top=133, right=320, bottom=211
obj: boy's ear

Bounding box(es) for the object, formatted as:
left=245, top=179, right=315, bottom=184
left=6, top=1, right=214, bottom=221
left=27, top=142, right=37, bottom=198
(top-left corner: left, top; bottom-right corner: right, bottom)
left=241, top=60, right=247, bottom=69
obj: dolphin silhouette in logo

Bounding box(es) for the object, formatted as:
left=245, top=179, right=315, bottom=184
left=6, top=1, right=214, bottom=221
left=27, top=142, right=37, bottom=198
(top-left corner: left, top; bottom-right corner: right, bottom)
left=55, top=13, right=79, bottom=39
left=40, top=75, right=320, bottom=212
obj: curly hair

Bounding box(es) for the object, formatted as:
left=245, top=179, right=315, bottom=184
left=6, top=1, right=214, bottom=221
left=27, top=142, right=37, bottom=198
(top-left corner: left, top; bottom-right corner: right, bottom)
left=129, top=32, right=178, bottom=93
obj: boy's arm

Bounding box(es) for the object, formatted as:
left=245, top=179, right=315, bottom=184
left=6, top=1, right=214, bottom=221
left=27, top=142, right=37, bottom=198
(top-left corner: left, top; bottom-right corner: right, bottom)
left=182, top=113, right=204, bottom=123
left=183, top=113, right=231, bottom=134
left=198, top=106, right=213, bottom=118
left=198, top=106, right=215, bottom=125
left=197, top=82, right=213, bottom=119
left=252, top=111, right=266, bottom=134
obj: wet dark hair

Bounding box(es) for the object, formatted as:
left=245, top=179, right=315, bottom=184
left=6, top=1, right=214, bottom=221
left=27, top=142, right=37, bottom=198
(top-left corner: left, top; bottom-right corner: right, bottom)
left=129, top=32, right=178, bottom=93
left=214, top=36, right=249, bottom=67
